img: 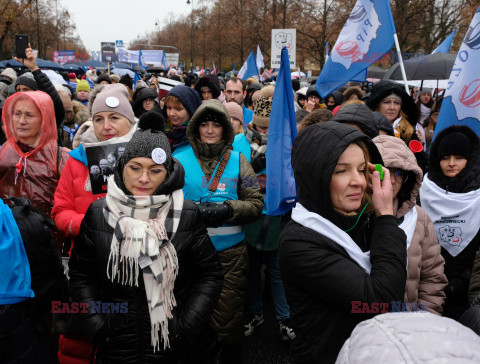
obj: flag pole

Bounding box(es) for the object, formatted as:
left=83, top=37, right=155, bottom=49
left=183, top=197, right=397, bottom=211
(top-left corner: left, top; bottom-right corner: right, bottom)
left=393, top=33, right=409, bottom=94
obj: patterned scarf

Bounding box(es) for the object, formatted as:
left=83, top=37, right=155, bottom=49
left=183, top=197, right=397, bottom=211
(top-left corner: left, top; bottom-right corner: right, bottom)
left=103, top=175, right=184, bottom=351
left=245, top=124, right=268, bottom=159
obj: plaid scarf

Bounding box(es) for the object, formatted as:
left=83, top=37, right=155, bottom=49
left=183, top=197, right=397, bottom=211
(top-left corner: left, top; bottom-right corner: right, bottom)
left=245, top=124, right=268, bottom=159
left=104, top=175, right=184, bottom=351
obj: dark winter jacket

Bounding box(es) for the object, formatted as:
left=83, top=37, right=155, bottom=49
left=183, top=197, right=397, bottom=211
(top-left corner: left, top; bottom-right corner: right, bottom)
left=132, top=87, right=161, bottom=118
left=372, top=111, right=394, bottom=136
left=0, top=197, right=67, bottom=364
left=68, top=161, right=223, bottom=363
left=424, top=125, right=480, bottom=319
left=194, top=74, right=221, bottom=100
left=331, top=103, right=379, bottom=139
left=279, top=122, right=407, bottom=363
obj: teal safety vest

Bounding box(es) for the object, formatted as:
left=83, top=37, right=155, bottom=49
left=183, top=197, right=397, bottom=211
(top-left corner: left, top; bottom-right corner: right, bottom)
left=232, top=133, right=252, bottom=162
left=175, top=145, right=245, bottom=251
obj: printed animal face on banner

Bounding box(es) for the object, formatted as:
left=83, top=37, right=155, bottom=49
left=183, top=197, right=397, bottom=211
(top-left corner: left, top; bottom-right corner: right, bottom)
left=331, top=0, right=381, bottom=70
left=275, top=32, right=293, bottom=50
left=439, top=225, right=463, bottom=247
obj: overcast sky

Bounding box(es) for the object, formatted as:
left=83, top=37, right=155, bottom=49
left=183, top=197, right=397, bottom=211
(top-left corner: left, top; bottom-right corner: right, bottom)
left=61, top=0, right=194, bottom=52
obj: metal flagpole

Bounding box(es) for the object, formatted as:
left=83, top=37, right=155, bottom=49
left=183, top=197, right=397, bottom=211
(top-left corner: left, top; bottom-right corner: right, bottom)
left=393, top=33, right=409, bottom=94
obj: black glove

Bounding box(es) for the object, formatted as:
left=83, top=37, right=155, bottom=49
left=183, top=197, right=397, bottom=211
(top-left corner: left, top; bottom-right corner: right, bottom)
left=197, top=202, right=233, bottom=227
left=250, top=154, right=267, bottom=173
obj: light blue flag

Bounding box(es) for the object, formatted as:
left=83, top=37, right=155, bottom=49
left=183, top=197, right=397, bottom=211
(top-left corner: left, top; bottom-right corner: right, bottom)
left=315, top=0, right=396, bottom=98
left=138, top=50, right=146, bottom=69
left=266, top=47, right=297, bottom=215
left=161, top=50, right=170, bottom=70
left=432, top=29, right=457, bottom=54
left=237, top=51, right=259, bottom=80
left=434, top=7, right=480, bottom=140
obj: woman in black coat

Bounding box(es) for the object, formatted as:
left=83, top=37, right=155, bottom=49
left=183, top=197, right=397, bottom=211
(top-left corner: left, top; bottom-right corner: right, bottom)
left=279, top=122, right=407, bottom=363
left=68, top=120, right=223, bottom=363
left=420, top=125, right=480, bottom=320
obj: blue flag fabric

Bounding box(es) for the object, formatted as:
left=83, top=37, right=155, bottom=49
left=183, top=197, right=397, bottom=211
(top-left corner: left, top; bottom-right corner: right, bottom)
left=315, top=0, right=396, bottom=98
left=138, top=50, right=146, bottom=69
left=0, top=200, right=34, bottom=304
left=434, top=7, right=480, bottom=140
left=432, top=29, right=457, bottom=54
left=238, top=51, right=259, bottom=80
left=161, top=50, right=170, bottom=70
left=266, top=47, right=297, bottom=215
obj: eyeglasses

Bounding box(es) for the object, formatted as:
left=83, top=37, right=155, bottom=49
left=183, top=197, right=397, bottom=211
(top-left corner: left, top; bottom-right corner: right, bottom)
left=388, top=168, right=405, bottom=178
left=124, top=163, right=166, bottom=181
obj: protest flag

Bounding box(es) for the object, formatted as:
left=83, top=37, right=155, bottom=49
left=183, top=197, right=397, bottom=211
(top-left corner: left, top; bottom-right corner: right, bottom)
left=315, top=0, right=397, bottom=98
left=432, top=29, right=457, bottom=54
left=256, top=45, right=265, bottom=70
left=237, top=51, right=259, bottom=80
left=138, top=50, right=147, bottom=69
left=433, top=7, right=480, bottom=140
left=161, top=50, right=169, bottom=70
left=212, top=60, right=216, bottom=75
left=266, top=47, right=297, bottom=215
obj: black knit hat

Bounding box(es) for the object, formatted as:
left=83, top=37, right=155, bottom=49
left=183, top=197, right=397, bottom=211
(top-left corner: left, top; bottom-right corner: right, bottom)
left=114, top=111, right=174, bottom=194
left=437, top=132, right=472, bottom=159
left=14, top=73, right=38, bottom=91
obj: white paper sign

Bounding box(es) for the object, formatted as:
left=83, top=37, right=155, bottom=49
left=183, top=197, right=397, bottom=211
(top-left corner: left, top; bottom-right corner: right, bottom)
left=271, top=29, right=296, bottom=69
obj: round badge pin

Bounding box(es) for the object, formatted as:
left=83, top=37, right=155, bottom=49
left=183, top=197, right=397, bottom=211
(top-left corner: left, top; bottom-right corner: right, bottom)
left=152, top=148, right=166, bottom=164
left=105, top=96, right=120, bottom=108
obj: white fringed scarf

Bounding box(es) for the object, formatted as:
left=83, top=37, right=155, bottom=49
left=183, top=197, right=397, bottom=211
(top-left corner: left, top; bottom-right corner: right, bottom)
left=103, top=175, right=184, bottom=351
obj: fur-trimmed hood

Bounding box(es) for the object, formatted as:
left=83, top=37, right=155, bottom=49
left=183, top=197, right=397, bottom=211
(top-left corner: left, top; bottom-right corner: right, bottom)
left=366, top=80, right=418, bottom=127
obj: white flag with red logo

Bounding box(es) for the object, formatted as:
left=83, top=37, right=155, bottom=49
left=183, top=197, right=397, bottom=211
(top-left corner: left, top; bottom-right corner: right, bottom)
left=315, top=0, right=396, bottom=98
left=434, top=6, right=480, bottom=140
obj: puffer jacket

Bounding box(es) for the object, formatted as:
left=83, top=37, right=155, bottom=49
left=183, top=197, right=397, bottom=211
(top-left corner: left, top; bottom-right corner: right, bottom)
left=52, top=124, right=137, bottom=240
left=374, top=135, right=447, bottom=315
left=0, top=91, right=70, bottom=218
left=69, top=175, right=223, bottom=363
left=280, top=123, right=407, bottom=363
left=424, top=125, right=480, bottom=319
left=331, top=102, right=379, bottom=139
left=336, top=312, right=480, bottom=363
left=181, top=100, right=263, bottom=346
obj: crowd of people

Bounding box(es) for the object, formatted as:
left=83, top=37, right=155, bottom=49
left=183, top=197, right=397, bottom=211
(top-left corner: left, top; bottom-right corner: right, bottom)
left=1, top=44, right=480, bottom=364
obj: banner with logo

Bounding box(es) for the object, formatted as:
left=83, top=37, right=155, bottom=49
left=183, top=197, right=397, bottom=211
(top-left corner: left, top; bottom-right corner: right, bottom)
left=315, top=0, right=396, bottom=98
left=53, top=50, right=76, bottom=63
left=433, top=6, right=480, bottom=140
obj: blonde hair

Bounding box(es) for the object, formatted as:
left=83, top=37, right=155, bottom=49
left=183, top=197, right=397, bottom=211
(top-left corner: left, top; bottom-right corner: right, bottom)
left=395, top=111, right=415, bottom=143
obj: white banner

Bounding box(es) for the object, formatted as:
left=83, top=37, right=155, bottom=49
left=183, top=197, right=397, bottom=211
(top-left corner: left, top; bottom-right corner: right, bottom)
left=271, top=29, right=296, bottom=69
